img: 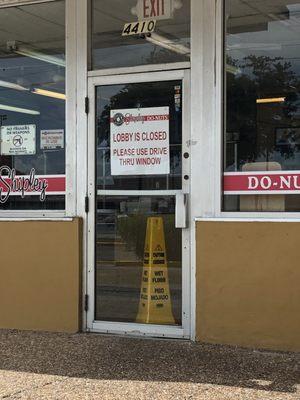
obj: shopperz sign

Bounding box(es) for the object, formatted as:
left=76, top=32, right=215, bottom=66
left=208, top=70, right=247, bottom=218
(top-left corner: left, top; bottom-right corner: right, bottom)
left=224, top=171, right=300, bottom=195
left=0, top=166, right=65, bottom=203
left=110, top=107, right=170, bottom=176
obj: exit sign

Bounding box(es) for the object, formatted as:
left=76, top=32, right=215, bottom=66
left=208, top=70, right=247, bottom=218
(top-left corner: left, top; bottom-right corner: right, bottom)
left=136, top=0, right=173, bottom=21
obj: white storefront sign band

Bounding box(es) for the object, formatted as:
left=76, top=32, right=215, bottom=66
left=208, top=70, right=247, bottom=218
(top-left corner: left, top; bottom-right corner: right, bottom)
left=1, top=124, right=36, bottom=156
left=40, top=129, right=64, bottom=150
left=110, top=106, right=170, bottom=176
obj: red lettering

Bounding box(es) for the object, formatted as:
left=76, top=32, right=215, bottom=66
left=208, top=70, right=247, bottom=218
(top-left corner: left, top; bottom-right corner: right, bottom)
left=113, top=133, right=134, bottom=142
left=150, top=0, right=156, bottom=17
left=142, top=131, right=167, bottom=141
left=149, top=147, right=167, bottom=155
left=144, top=0, right=150, bottom=18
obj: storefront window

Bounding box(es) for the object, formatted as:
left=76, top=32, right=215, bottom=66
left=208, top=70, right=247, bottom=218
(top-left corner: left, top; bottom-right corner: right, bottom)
left=91, top=0, right=190, bottom=70
left=223, top=1, right=300, bottom=212
left=0, top=0, right=65, bottom=211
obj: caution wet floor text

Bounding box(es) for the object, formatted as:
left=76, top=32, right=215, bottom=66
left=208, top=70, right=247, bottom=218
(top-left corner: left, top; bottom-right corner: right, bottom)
left=136, top=217, right=175, bottom=325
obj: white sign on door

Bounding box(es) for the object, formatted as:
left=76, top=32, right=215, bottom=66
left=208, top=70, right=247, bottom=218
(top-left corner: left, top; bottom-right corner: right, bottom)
left=110, top=107, right=170, bottom=176
left=135, top=0, right=172, bottom=21
left=1, top=124, right=36, bottom=156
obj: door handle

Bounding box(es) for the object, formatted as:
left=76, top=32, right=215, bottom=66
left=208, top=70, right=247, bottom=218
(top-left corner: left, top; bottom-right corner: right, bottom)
left=175, top=193, right=188, bottom=229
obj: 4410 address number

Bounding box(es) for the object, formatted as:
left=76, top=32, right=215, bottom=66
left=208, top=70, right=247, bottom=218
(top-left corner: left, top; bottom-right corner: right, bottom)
left=122, top=20, right=156, bottom=36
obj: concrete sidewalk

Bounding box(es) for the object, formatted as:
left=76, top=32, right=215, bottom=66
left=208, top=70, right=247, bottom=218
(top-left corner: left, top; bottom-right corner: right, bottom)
left=0, top=330, right=299, bottom=399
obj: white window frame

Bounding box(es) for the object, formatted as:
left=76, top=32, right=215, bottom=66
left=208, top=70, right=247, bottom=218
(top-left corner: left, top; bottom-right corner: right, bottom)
left=74, top=0, right=199, bottom=338
left=195, top=0, right=300, bottom=221
left=86, top=70, right=191, bottom=339
left=0, top=0, right=76, bottom=219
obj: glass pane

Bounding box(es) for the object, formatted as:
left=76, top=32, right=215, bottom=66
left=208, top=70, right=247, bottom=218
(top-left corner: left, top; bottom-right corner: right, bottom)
left=95, top=78, right=183, bottom=325
left=96, top=81, right=182, bottom=190
left=95, top=195, right=182, bottom=325
left=0, top=1, right=65, bottom=210
left=91, top=0, right=190, bottom=70
left=224, top=1, right=300, bottom=212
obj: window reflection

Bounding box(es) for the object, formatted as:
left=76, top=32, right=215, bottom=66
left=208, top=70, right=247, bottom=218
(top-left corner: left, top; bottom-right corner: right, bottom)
left=0, top=1, right=65, bottom=210
left=224, top=1, right=300, bottom=212
left=91, top=0, right=190, bottom=70
left=95, top=195, right=182, bottom=324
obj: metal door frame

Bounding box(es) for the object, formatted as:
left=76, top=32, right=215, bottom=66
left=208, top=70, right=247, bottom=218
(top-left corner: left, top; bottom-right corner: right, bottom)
left=86, top=69, right=191, bottom=339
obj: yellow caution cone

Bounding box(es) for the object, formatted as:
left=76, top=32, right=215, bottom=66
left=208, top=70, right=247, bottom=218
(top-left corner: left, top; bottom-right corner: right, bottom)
left=136, top=217, right=175, bottom=325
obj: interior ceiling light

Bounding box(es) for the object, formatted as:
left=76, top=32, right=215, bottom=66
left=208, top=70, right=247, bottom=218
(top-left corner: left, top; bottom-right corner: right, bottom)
left=146, top=33, right=190, bottom=56
left=0, top=79, right=65, bottom=100
left=256, top=97, right=286, bottom=104
left=32, top=88, right=66, bottom=100
left=0, top=79, right=28, bottom=91
left=7, top=41, right=65, bottom=67
left=0, top=104, right=40, bottom=115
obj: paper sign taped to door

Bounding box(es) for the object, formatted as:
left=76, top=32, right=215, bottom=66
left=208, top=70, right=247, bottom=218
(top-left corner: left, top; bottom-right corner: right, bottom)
left=110, top=107, right=170, bottom=176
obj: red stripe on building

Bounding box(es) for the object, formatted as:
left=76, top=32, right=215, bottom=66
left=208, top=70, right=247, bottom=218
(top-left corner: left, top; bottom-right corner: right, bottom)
left=0, top=175, right=66, bottom=194
left=224, top=171, right=300, bottom=194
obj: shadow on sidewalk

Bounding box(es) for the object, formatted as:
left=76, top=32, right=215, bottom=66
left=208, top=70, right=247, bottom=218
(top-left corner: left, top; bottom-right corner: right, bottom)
left=0, top=330, right=299, bottom=394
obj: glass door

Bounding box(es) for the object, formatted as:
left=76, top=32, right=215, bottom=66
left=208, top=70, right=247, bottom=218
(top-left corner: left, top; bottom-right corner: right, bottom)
left=87, top=70, right=190, bottom=338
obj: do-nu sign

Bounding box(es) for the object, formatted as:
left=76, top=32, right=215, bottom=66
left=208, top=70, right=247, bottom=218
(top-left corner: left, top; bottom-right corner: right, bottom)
left=224, top=171, right=300, bottom=195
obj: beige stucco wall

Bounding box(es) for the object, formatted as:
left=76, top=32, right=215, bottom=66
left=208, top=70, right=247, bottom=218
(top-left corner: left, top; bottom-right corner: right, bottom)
left=196, top=221, right=300, bottom=352
left=0, top=218, right=82, bottom=333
